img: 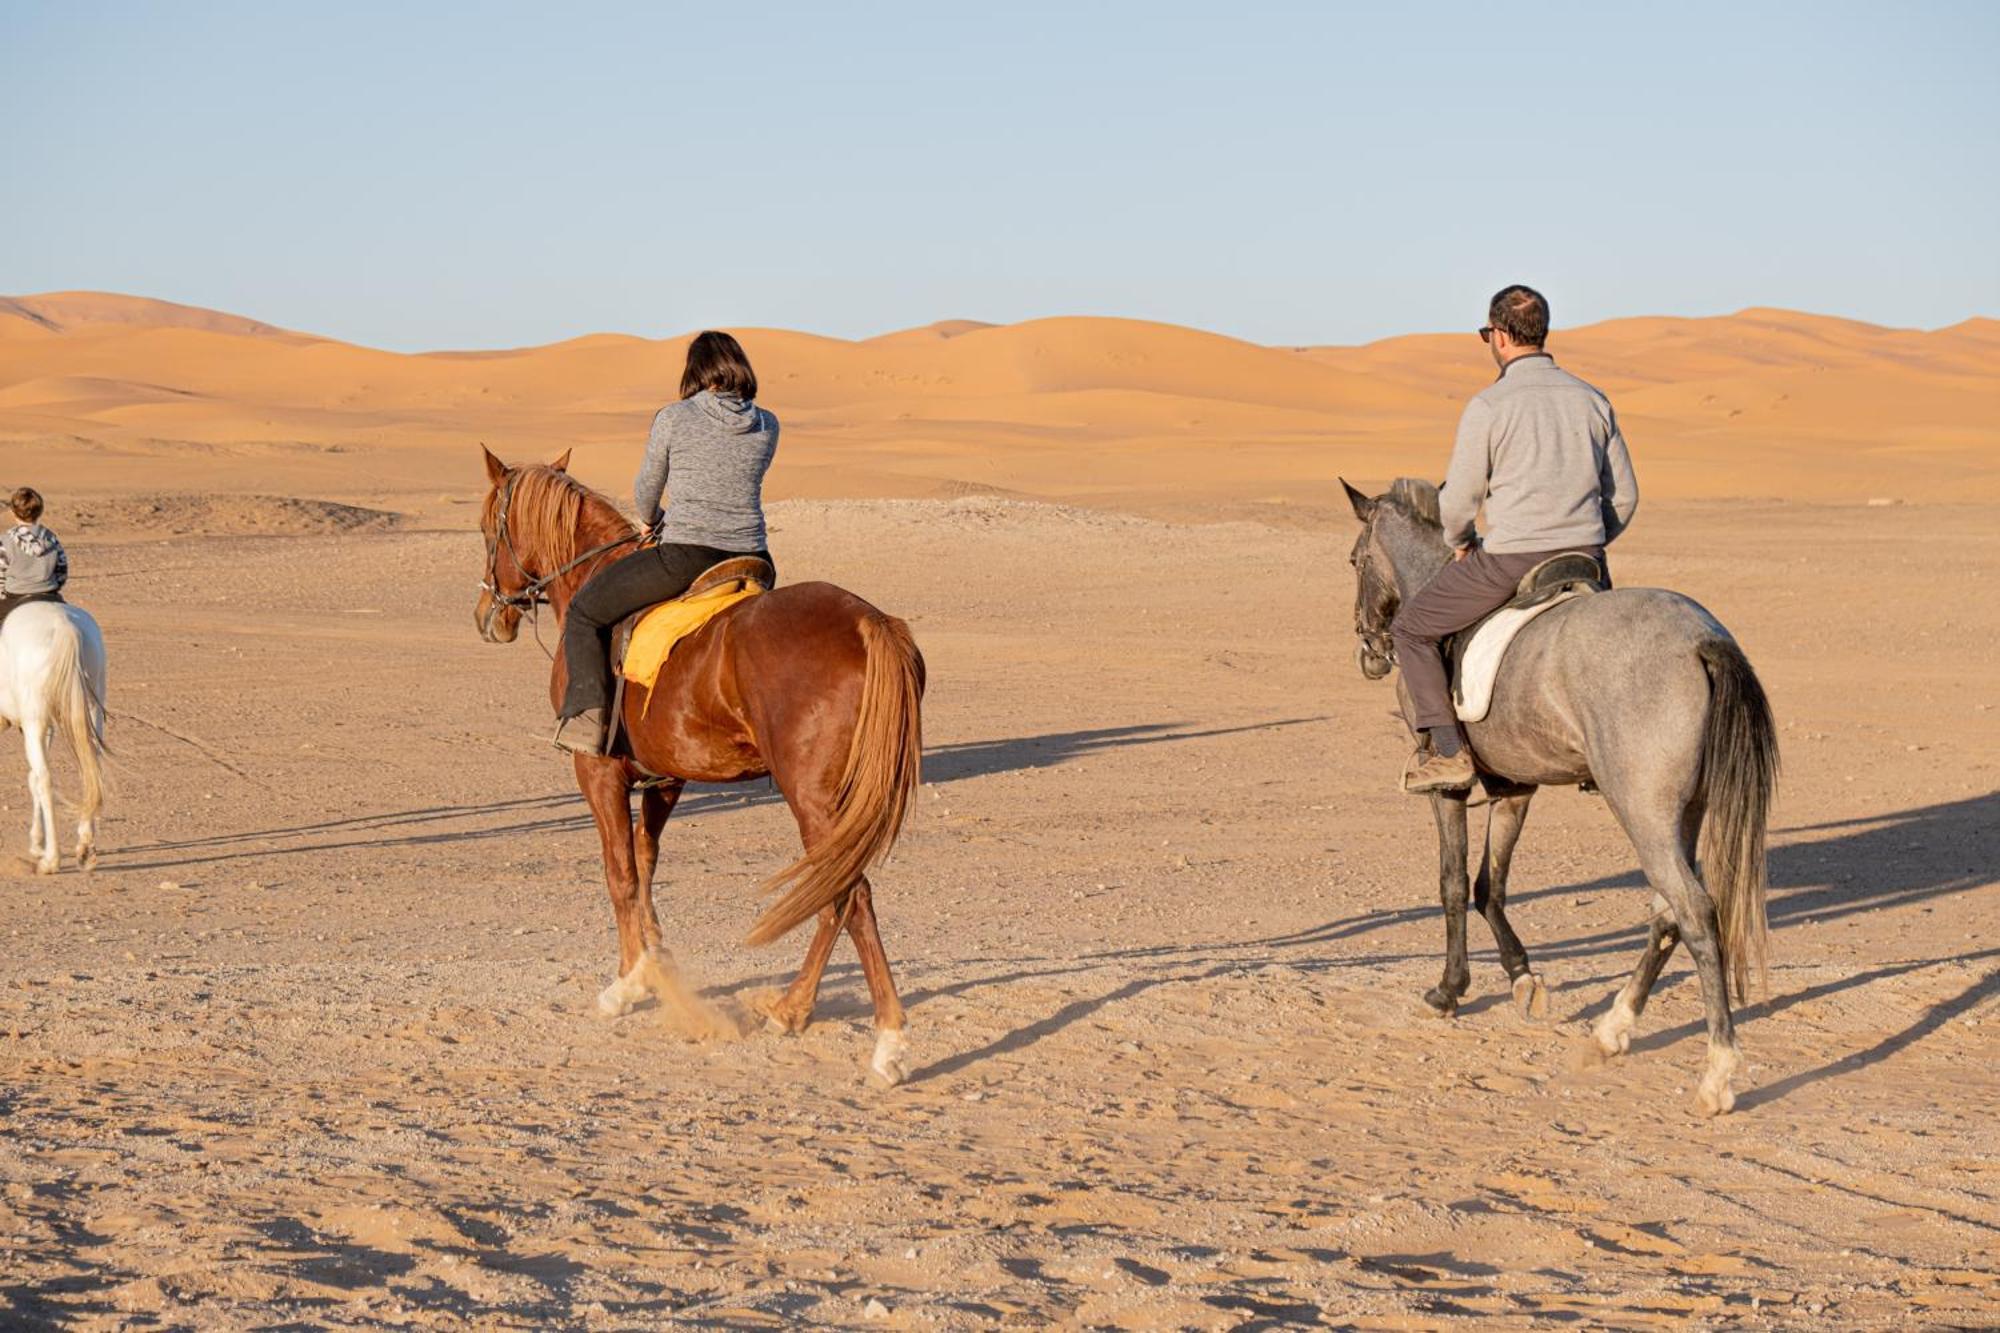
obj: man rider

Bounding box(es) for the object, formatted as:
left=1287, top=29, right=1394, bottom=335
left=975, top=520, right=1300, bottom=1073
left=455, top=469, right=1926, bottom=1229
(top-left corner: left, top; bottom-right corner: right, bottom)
left=1394, top=284, right=1639, bottom=793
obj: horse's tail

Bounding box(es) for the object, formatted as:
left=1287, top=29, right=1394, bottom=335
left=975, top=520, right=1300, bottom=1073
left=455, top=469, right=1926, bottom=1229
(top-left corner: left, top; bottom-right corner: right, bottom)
left=1696, top=635, right=1778, bottom=1002
left=747, top=613, right=925, bottom=946
left=45, top=614, right=110, bottom=824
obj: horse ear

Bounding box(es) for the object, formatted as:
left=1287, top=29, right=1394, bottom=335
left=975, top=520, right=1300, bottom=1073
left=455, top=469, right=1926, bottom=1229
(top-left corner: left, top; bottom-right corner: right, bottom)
left=549, top=448, right=572, bottom=474
left=1341, top=478, right=1374, bottom=522
left=481, top=445, right=508, bottom=487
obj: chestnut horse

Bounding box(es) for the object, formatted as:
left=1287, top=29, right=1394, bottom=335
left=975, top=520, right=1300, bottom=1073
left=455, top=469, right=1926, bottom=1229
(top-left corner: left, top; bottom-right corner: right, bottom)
left=474, top=448, right=925, bottom=1084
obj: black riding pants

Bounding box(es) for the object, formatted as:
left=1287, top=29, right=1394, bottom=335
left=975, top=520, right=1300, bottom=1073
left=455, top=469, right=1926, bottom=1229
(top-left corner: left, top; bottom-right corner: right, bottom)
left=558, top=542, right=773, bottom=719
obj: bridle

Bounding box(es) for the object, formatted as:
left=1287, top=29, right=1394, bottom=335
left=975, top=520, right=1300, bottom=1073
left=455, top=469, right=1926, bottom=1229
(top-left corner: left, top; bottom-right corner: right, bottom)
left=1356, top=615, right=1397, bottom=668
left=479, top=468, right=643, bottom=650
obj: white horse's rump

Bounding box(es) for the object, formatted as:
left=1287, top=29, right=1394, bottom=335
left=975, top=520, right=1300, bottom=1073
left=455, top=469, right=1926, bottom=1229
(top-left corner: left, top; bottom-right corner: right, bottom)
left=0, top=602, right=108, bottom=873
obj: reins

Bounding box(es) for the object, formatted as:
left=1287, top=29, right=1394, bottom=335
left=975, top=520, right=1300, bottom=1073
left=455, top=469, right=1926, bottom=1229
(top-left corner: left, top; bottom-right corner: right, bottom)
left=480, top=468, right=642, bottom=657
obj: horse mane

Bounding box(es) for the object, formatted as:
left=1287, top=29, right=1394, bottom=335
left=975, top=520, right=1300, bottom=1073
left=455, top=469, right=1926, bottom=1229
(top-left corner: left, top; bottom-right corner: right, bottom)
left=1385, top=477, right=1443, bottom=531
left=489, top=465, right=635, bottom=572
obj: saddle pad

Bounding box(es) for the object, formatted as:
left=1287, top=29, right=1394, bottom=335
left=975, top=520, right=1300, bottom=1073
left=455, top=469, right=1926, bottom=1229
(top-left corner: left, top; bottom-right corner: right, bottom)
left=619, top=579, right=763, bottom=699
left=1454, top=589, right=1584, bottom=723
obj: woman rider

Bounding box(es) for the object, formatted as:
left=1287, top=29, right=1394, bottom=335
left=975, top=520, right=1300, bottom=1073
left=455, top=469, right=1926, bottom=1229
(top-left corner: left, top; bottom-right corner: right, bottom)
left=552, top=331, right=778, bottom=756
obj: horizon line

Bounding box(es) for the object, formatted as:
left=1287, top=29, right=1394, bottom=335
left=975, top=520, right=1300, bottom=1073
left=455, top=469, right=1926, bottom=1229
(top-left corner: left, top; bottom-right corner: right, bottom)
left=4, top=287, right=1996, bottom=359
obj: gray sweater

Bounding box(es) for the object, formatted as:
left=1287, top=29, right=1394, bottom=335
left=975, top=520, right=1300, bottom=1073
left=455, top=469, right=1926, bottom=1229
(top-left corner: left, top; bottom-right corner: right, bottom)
left=634, top=391, right=779, bottom=551
left=0, top=523, right=69, bottom=595
left=1440, top=353, right=1639, bottom=554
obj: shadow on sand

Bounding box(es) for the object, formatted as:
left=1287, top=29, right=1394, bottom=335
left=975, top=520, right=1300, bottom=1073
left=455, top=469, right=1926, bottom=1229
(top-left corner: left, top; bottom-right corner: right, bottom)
left=86, top=728, right=1996, bottom=1110
left=903, top=791, right=1999, bottom=1100
left=93, top=715, right=1326, bottom=875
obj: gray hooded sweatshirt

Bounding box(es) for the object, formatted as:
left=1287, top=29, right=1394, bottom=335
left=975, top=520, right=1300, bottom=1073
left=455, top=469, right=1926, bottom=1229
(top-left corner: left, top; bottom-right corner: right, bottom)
left=0, top=523, right=69, bottom=596
left=633, top=391, right=779, bottom=551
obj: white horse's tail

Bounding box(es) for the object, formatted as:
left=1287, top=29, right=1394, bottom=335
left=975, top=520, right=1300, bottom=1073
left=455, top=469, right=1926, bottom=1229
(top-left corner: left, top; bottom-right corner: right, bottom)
left=45, top=618, right=109, bottom=824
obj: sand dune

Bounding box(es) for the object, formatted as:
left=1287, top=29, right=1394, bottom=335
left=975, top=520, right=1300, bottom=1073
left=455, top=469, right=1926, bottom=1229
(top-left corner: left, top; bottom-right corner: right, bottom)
left=3, top=291, right=1994, bottom=529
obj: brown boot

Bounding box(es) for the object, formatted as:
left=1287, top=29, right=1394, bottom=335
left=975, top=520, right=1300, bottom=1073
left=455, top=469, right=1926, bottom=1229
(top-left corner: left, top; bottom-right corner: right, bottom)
left=1403, top=746, right=1476, bottom=794
left=551, top=708, right=607, bottom=757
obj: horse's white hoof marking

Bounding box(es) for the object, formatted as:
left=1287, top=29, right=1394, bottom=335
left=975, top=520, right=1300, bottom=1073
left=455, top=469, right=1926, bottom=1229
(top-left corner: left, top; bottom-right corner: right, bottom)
left=1593, top=997, right=1637, bottom=1057
left=597, top=965, right=649, bottom=1018
left=1696, top=1043, right=1741, bottom=1117
left=870, top=1028, right=908, bottom=1087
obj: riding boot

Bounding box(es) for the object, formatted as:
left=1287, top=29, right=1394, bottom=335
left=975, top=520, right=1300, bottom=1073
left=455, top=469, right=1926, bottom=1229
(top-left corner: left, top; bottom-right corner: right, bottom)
left=551, top=707, right=608, bottom=757
left=1403, top=746, right=1476, bottom=794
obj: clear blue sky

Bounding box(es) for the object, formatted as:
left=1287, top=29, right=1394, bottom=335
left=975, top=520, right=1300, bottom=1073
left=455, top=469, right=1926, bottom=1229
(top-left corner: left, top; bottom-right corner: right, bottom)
left=4, top=2, right=1995, bottom=350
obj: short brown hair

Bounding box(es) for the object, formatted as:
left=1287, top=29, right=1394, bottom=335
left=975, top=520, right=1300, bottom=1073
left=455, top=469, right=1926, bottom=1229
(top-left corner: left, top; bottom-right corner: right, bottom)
left=10, top=487, right=43, bottom=523
left=1488, top=285, right=1549, bottom=346
left=679, top=330, right=758, bottom=401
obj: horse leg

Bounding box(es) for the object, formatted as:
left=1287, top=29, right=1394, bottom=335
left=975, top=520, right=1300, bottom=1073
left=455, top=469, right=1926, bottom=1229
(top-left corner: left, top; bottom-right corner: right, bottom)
left=1423, top=791, right=1472, bottom=1016
left=25, top=748, right=45, bottom=861
left=1595, top=800, right=1700, bottom=1047
left=632, top=781, right=684, bottom=955
left=842, top=877, right=909, bottom=1086
left=1475, top=791, right=1547, bottom=1018
left=1620, top=807, right=1741, bottom=1115
left=752, top=897, right=846, bottom=1035
left=575, top=758, right=650, bottom=1017
left=24, top=721, right=58, bottom=875
left=1593, top=893, right=1680, bottom=1057
left=74, top=801, right=98, bottom=874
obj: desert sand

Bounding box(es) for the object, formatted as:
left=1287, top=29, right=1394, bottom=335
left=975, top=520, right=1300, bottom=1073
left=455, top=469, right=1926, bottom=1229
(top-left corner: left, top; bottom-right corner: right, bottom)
left=0, top=294, right=1996, bottom=1328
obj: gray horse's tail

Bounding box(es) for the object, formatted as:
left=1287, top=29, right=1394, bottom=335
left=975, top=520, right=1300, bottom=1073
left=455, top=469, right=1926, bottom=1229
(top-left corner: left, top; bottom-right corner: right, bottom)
left=1696, top=636, right=1778, bottom=1001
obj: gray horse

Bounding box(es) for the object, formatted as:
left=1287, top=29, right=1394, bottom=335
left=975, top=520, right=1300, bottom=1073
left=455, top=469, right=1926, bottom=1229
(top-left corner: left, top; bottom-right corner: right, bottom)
left=1343, top=477, right=1778, bottom=1115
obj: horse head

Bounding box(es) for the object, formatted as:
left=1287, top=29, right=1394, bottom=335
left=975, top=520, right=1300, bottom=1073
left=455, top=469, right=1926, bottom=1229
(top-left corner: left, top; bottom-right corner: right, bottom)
left=475, top=445, right=572, bottom=644
left=1341, top=477, right=1448, bottom=680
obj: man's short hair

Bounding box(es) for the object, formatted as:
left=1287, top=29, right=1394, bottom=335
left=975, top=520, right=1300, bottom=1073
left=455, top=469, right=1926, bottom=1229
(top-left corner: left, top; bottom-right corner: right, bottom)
left=9, top=487, right=42, bottom=523
left=1488, top=285, right=1549, bottom=347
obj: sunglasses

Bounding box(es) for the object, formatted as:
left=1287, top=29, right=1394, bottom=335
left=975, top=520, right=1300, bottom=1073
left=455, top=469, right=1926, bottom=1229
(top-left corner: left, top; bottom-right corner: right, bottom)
left=1478, top=326, right=1494, bottom=343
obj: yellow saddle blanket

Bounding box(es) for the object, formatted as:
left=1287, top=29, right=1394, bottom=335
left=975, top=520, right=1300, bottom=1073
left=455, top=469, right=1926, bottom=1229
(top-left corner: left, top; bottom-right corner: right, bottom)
left=619, top=579, right=764, bottom=697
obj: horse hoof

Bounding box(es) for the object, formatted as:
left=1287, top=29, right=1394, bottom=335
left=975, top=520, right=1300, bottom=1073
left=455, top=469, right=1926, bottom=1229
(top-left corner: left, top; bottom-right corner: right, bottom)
left=870, top=1029, right=908, bottom=1087
left=77, top=847, right=98, bottom=873
left=1592, top=996, right=1637, bottom=1056
left=34, top=858, right=58, bottom=877
left=1513, top=973, right=1549, bottom=1020
left=750, top=989, right=808, bottom=1035
left=1696, top=1045, right=1741, bottom=1117
left=1422, top=987, right=1459, bottom=1017
left=597, top=974, right=645, bottom=1017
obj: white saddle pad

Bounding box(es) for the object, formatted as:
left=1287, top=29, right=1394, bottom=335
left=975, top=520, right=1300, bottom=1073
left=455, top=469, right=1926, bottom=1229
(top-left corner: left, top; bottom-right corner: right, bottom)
left=1454, top=590, right=1586, bottom=723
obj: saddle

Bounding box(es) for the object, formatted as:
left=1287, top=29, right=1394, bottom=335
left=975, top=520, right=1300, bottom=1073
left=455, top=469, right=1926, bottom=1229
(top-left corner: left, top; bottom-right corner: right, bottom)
left=605, top=556, right=775, bottom=759
left=1446, top=552, right=1605, bottom=724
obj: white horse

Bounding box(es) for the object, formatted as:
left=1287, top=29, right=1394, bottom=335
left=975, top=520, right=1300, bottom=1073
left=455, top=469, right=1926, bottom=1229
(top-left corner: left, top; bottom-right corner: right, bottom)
left=0, top=601, right=108, bottom=873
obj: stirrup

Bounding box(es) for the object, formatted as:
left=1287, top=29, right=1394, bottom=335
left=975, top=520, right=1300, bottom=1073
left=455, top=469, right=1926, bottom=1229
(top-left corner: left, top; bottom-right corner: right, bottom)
left=551, top=711, right=606, bottom=757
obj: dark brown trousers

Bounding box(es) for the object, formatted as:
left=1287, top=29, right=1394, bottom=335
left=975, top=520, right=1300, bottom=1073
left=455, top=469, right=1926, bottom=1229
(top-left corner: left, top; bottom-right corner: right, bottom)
left=1390, top=546, right=1604, bottom=730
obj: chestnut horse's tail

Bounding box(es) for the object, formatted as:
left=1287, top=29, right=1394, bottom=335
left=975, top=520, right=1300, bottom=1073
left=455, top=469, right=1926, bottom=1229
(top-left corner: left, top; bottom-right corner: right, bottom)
left=747, top=613, right=925, bottom=946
